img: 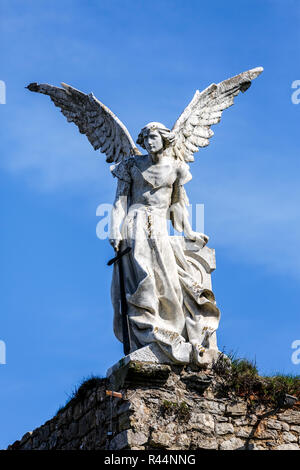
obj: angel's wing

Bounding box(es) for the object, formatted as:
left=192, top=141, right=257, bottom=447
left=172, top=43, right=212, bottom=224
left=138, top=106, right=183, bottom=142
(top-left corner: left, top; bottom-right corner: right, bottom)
left=171, top=67, right=263, bottom=162
left=26, top=82, right=141, bottom=163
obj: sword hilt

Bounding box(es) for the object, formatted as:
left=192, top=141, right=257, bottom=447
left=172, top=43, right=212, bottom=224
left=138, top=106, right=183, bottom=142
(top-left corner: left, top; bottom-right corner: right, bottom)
left=107, top=246, right=132, bottom=266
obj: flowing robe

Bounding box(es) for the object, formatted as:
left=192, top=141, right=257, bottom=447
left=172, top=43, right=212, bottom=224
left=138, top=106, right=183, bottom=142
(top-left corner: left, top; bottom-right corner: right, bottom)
left=110, top=154, right=220, bottom=364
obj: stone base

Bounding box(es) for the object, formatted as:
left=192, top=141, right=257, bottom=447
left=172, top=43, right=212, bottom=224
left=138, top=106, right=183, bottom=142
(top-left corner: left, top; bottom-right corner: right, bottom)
left=7, top=362, right=300, bottom=451
left=106, top=343, right=171, bottom=379
left=106, top=343, right=221, bottom=383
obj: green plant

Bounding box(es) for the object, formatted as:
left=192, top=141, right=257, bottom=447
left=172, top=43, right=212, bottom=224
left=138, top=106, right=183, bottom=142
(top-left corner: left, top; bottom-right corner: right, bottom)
left=213, top=352, right=300, bottom=407
left=161, top=400, right=191, bottom=421
left=68, top=375, right=104, bottom=402
left=56, top=375, right=105, bottom=416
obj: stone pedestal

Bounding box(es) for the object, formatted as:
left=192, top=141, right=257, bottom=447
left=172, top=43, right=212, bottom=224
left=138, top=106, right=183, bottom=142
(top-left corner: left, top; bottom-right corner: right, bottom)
left=7, top=361, right=300, bottom=451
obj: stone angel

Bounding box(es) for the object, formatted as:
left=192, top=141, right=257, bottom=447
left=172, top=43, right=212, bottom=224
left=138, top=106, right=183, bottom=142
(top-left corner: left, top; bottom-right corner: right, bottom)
left=27, top=66, right=263, bottom=366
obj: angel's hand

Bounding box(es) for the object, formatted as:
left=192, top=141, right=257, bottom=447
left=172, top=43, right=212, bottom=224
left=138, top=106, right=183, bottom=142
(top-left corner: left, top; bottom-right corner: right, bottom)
left=185, top=230, right=209, bottom=247
left=109, top=231, right=122, bottom=252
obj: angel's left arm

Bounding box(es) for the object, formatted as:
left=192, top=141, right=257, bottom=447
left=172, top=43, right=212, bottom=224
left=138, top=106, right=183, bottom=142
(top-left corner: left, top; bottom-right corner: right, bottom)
left=170, top=179, right=192, bottom=238
left=170, top=165, right=209, bottom=245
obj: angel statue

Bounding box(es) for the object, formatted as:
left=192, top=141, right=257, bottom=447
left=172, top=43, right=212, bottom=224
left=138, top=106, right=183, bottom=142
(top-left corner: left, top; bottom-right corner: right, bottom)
left=27, top=66, right=263, bottom=367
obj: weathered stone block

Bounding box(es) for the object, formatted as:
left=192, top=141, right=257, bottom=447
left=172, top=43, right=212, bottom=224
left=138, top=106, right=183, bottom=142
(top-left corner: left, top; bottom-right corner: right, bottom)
left=150, top=431, right=172, bottom=448
left=274, top=443, right=299, bottom=450
left=191, top=436, right=218, bottom=450
left=282, top=431, right=298, bottom=443
left=279, top=411, right=300, bottom=425
left=190, top=412, right=215, bottom=433
left=220, top=437, right=245, bottom=450
left=226, top=402, right=247, bottom=416
left=215, top=422, right=234, bottom=435
left=235, top=426, right=252, bottom=438
left=267, top=419, right=282, bottom=430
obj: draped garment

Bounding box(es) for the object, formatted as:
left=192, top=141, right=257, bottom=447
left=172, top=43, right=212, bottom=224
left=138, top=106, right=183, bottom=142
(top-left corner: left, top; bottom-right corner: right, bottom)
left=110, top=155, right=220, bottom=364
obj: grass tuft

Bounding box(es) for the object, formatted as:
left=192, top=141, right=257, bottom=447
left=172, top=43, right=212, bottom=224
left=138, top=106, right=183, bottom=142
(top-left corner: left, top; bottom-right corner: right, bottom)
left=213, top=352, right=300, bottom=407
left=55, top=374, right=105, bottom=416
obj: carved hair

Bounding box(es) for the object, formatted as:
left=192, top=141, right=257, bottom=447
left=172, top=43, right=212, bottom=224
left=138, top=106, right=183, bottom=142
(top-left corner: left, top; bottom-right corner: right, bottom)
left=136, top=122, right=175, bottom=149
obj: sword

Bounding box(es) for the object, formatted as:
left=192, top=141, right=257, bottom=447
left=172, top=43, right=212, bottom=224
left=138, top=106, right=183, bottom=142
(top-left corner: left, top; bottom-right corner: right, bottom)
left=107, top=245, right=132, bottom=356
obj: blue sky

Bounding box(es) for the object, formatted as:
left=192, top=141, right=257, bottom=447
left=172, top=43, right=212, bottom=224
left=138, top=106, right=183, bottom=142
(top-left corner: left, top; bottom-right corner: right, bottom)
left=0, top=0, right=299, bottom=449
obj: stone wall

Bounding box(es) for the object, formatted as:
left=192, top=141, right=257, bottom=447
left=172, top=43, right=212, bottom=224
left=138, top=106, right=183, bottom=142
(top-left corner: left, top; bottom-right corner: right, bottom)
left=7, top=362, right=300, bottom=451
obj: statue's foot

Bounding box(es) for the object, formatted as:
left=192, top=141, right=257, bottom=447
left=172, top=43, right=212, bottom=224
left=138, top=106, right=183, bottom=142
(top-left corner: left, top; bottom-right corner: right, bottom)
left=150, top=327, right=192, bottom=364
left=191, top=343, right=220, bottom=367
left=185, top=317, right=217, bottom=350
left=170, top=337, right=193, bottom=364
left=155, top=333, right=192, bottom=364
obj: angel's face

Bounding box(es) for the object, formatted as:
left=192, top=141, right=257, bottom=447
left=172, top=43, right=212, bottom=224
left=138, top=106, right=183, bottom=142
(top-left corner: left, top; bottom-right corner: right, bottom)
left=143, top=130, right=164, bottom=155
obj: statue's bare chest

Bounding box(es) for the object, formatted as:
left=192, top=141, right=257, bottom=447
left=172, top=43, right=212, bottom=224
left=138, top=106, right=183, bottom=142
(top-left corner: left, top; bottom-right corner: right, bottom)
left=130, top=155, right=177, bottom=190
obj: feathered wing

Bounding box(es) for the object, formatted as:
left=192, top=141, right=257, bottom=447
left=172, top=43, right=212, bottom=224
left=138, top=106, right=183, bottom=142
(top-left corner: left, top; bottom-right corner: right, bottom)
left=26, top=82, right=141, bottom=163
left=171, top=66, right=263, bottom=162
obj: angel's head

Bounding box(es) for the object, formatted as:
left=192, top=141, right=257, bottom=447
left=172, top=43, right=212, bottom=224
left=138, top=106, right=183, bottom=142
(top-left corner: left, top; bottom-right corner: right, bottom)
left=136, top=122, right=175, bottom=155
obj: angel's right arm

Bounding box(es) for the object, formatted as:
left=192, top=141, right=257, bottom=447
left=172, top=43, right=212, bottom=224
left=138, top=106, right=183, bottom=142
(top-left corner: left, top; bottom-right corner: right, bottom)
left=109, top=179, right=130, bottom=250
